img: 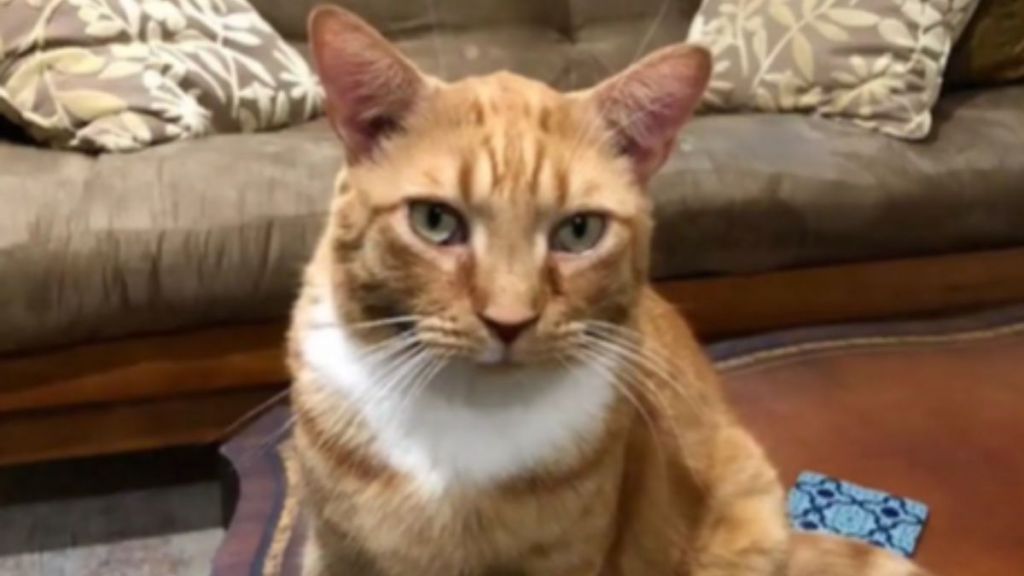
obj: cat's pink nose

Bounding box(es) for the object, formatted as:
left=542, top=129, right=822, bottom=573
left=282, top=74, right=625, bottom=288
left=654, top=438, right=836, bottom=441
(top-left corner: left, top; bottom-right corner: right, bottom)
left=478, top=312, right=539, bottom=345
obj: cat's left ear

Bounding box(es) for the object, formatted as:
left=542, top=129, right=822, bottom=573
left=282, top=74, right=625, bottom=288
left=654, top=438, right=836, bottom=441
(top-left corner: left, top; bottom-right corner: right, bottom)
left=586, top=44, right=711, bottom=185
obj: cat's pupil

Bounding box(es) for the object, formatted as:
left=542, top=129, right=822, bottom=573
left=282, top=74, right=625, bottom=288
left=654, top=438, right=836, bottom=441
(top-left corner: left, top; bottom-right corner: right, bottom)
left=427, top=205, right=444, bottom=229
left=571, top=216, right=588, bottom=238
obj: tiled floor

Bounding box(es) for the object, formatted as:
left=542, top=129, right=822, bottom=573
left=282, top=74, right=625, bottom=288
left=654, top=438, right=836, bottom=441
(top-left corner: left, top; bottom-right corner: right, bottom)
left=0, top=449, right=225, bottom=576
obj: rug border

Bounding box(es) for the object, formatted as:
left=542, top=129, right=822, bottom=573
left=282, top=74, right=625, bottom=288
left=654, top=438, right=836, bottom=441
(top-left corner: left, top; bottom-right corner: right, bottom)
left=708, top=304, right=1024, bottom=370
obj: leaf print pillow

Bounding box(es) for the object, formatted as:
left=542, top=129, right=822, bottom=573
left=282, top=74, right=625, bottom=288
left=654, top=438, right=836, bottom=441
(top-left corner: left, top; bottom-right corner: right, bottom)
left=689, top=0, right=980, bottom=139
left=0, top=0, right=323, bottom=152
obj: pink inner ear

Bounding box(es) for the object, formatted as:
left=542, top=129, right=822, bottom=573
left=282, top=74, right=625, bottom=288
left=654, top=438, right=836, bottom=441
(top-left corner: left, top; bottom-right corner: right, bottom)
left=594, top=45, right=711, bottom=183
left=309, top=7, right=425, bottom=161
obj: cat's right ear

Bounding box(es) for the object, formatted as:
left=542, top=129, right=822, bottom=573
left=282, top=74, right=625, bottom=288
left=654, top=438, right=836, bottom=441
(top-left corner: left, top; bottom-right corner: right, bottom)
left=309, top=6, right=428, bottom=162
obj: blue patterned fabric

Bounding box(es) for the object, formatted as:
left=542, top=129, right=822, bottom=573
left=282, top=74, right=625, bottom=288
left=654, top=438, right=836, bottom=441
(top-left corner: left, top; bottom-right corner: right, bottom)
left=788, top=471, right=929, bottom=557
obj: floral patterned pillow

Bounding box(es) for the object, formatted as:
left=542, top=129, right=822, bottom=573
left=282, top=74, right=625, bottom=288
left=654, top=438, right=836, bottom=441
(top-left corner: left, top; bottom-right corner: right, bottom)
left=689, top=0, right=980, bottom=139
left=0, top=0, right=322, bottom=152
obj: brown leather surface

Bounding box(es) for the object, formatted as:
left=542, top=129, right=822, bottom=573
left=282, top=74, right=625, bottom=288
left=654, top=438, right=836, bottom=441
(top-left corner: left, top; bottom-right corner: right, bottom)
left=0, top=387, right=281, bottom=466
left=725, top=336, right=1024, bottom=575
left=0, top=323, right=287, bottom=414
left=665, top=247, right=1024, bottom=338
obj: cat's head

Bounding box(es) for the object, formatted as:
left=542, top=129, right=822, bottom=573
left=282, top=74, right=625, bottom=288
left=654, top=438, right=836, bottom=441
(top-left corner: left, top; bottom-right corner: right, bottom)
left=310, top=6, right=709, bottom=367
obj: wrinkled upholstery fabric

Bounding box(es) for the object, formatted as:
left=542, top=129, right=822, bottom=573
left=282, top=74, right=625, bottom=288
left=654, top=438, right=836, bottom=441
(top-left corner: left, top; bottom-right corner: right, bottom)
left=249, top=0, right=697, bottom=45
left=2, top=0, right=1024, bottom=354
left=0, top=123, right=338, bottom=354
left=4, top=86, right=1024, bottom=354
left=652, top=86, right=1024, bottom=276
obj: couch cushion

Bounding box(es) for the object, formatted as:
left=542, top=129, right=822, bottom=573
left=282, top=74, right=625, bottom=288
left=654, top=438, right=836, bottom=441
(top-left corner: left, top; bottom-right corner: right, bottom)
left=394, top=27, right=575, bottom=88
left=251, top=0, right=696, bottom=42
left=253, top=0, right=565, bottom=41
left=0, top=123, right=339, bottom=355
left=288, top=14, right=693, bottom=92
left=651, top=84, right=1024, bottom=276
left=4, top=86, right=1024, bottom=355
left=266, top=1, right=696, bottom=91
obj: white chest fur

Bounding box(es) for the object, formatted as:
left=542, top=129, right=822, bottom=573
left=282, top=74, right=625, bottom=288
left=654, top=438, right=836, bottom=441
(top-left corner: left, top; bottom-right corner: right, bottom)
left=300, top=296, right=618, bottom=493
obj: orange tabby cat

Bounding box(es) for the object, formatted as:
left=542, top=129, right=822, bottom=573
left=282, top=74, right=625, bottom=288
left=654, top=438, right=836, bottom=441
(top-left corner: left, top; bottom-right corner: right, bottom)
left=288, top=6, right=933, bottom=576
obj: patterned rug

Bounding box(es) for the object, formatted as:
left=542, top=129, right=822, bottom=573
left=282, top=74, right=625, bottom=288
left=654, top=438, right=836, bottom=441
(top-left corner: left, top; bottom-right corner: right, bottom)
left=212, top=305, right=1024, bottom=576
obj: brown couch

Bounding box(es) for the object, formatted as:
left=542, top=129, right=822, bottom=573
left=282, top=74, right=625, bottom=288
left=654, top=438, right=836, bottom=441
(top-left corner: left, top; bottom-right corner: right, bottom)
left=2, top=0, right=1023, bottom=465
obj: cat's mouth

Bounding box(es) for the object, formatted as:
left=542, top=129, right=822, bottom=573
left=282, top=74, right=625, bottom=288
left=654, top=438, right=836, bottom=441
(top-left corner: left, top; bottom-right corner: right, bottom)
left=398, top=317, right=577, bottom=369
left=475, top=340, right=517, bottom=366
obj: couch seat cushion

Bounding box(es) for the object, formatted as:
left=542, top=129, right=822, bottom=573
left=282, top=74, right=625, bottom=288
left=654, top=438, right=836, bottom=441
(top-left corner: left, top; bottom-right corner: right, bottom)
left=3, top=86, right=1024, bottom=354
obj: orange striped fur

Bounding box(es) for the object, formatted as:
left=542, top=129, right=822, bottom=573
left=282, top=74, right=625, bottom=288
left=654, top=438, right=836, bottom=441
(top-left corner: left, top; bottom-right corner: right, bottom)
left=287, top=6, right=935, bottom=576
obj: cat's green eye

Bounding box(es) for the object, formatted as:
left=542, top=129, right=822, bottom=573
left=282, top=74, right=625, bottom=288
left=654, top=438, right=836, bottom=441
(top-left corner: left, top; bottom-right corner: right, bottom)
left=408, top=201, right=468, bottom=246
left=551, top=213, right=607, bottom=254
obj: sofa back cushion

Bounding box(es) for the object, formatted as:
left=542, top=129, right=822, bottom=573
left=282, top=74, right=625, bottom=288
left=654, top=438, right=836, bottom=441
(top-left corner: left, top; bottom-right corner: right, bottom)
left=250, top=0, right=697, bottom=40
left=250, top=0, right=562, bottom=40
left=945, top=0, right=1024, bottom=88
left=249, top=0, right=699, bottom=92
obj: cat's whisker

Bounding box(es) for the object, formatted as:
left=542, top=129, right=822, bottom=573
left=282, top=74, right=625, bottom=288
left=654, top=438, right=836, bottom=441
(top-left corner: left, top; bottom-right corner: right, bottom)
left=595, top=340, right=703, bottom=417
left=580, top=332, right=707, bottom=416
left=346, top=314, right=424, bottom=331
left=240, top=389, right=297, bottom=461
left=579, top=334, right=714, bottom=495
left=257, top=413, right=297, bottom=454
left=577, top=345, right=705, bottom=559
left=360, top=334, right=422, bottom=385
left=364, top=344, right=428, bottom=407
left=306, top=314, right=420, bottom=335
left=395, top=349, right=439, bottom=398
left=566, top=348, right=669, bottom=463
left=584, top=324, right=677, bottom=378
left=581, top=328, right=673, bottom=381
left=575, top=338, right=678, bottom=421
left=583, top=321, right=703, bottom=395
left=360, top=331, right=421, bottom=362
left=361, top=350, right=423, bottom=398
left=395, top=350, right=453, bottom=417
left=578, top=343, right=698, bottom=476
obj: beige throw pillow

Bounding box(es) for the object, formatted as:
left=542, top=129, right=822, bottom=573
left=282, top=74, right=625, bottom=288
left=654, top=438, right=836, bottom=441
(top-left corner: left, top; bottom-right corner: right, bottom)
left=0, top=0, right=322, bottom=152
left=689, top=0, right=979, bottom=139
